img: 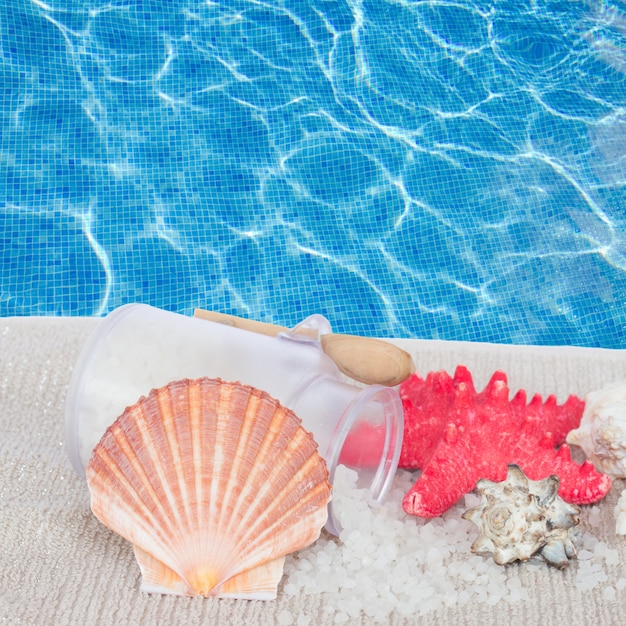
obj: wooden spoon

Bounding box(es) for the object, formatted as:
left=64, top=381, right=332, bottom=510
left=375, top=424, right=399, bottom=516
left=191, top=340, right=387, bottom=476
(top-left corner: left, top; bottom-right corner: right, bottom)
left=193, top=308, right=415, bottom=387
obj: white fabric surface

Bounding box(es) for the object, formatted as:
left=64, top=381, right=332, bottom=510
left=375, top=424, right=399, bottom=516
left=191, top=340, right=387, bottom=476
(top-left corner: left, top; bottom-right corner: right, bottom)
left=1, top=317, right=625, bottom=625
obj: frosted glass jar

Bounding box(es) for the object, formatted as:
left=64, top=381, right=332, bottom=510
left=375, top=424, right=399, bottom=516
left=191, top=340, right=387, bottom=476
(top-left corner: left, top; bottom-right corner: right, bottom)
left=65, top=304, right=404, bottom=535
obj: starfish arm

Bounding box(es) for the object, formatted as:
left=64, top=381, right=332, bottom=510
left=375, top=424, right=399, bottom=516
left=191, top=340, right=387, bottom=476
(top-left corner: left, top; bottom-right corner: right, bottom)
left=402, top=440, right=478, bottom=518
left=548, top=395, right=586, bottom=445
left=552, top=446, right=612, bottom=504
left=513, top=444, right=612, bottom=505
left=514, top=393, right=584, bottom=447
left=399, top=371, right=455, bottom=468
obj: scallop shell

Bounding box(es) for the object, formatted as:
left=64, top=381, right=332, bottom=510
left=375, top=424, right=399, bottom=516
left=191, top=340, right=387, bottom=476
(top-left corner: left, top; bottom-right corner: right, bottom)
left=86, top=377, right=331, bottom=599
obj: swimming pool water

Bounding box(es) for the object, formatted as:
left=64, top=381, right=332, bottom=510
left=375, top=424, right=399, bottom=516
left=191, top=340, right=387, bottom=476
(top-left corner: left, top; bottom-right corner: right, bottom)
left=1, top=0, right=625, bottom=347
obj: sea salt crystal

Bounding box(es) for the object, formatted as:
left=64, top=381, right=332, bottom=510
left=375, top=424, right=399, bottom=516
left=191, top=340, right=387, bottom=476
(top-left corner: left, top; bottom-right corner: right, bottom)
left=506, top=576, right=529, bottom=602
left=615, top=489, right=626, bottom=534
left=587, top=505, right=602, bottom=527
left=577, top=549, right=594, bottom=561
left=341, top=596, right=363, bottom=618
left=277, top=609, right=294, bottom=625
left=597, top=543, right=620, bottom=566
left=463, top=492, right=482, bottom=508
left=576, top=559, right=609, bottom=591
left=298, top=557, right=313, bottom=572
left=602, top=586, right=616, bottom=601
left=582, top=533, right=600, bottom=550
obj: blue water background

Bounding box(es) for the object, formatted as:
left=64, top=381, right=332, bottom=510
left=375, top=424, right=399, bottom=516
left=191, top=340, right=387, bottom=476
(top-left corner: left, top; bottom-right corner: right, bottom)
left=1, top=0, right=625, bottom=347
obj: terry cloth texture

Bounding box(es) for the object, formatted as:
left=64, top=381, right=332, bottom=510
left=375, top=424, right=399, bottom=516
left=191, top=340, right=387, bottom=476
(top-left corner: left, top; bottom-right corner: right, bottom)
left=0, top=317, right=625, bottom=625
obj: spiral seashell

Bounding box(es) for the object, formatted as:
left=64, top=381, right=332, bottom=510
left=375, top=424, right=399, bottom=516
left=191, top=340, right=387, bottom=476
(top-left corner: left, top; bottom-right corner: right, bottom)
left=463, top=465, right=580, bottom=569
left=566, top=380, right=626, bottom=478
left=86, top=377, right=332, bottom=599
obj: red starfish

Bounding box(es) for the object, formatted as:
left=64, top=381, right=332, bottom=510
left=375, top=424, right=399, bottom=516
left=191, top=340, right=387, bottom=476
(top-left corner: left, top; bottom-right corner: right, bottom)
left=400, top=366, right=612, bottom=518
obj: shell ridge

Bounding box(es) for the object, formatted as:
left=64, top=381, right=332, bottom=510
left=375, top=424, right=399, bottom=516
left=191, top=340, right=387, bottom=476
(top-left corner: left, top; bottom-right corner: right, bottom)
left=183, top=383, right=290, bottom=592
left=205, top=391, right=327, bottom=589
left=188, top=379, right=208, bottom=567
left=205, top=381, right=254, bottom=572
left=135, top=392, right=192, bottom=546
left=212, top=388, right=268, bottom=546
left=240, top=479, right=331, bottom=563
left=259, top=451, right=330, bottom=527
left=91, top=392, right=202, bottom=585
left=220, top=401, right=299, bottom=540
left=227, top=456, right=331, bottom=569
left=194, top=378, right=223, bottom=571
left=173, top=379, right=225, bottom=571
left=92, top=424, right=178, bottom=544
left=224, top=420, right=316, bottom=546
left=132, top=396, right=181, bottom=525
left=205, top=382, right=232, bottom=559
left=156, top=383, right=194, bottom=541
left=170, top=382, right=265, bottom=590
left=174, top=379, right=226, bottom=571
left=218, top=511, right=328, bottom=584
left=169, top=379, right=225, bottom=563
left=208, top=382, right=246, bottom=523
left=89, top=444, right=182, bottom=577
left=89, top=387, right=216, bottom=593
left=201, top=387, right=328, bottom=594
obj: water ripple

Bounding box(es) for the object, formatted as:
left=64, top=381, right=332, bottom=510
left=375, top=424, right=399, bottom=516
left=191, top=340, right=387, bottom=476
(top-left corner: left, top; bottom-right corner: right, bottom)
left=0, top=0, right=624, bottom=347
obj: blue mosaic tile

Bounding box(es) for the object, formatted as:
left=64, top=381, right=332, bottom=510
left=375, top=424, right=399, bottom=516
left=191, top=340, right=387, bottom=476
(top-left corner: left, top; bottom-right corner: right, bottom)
left=0, top=0, right=624, bottom=347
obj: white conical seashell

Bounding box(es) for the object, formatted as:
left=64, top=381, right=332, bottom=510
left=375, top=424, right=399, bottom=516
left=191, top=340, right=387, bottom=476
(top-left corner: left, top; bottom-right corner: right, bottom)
left=566, top=380, right=626, bottom=478
left=86, top=378, right=331, bottom=599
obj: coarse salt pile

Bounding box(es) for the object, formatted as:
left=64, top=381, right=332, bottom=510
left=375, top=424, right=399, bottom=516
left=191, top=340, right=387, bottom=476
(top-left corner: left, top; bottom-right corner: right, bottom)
left=282, top=466, right=620, bottom=623
left=283, top=468, right=521, bottom=621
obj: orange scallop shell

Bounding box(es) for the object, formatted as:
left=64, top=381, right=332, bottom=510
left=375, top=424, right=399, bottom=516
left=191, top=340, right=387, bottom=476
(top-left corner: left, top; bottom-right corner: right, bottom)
left=86, top=377, right=331, bottom=599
